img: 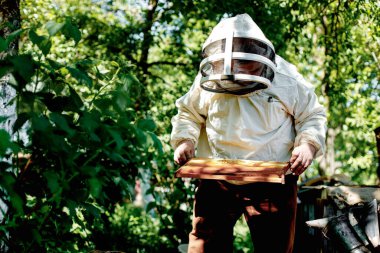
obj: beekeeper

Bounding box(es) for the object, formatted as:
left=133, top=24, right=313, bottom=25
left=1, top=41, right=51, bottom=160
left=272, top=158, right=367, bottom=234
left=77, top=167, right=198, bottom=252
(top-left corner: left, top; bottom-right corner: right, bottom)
left=170, top=13, right=327, bottom=253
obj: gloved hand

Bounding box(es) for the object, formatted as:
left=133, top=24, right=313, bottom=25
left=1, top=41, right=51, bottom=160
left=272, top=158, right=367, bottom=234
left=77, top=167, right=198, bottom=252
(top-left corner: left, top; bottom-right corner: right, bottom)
left=289, top=143, right=316, bottom=175
left=174, top=140, right=195, bottom=165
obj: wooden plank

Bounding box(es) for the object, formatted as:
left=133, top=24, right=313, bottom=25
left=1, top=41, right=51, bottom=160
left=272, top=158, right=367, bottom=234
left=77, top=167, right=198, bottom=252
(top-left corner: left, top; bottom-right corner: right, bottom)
left=175, top=158, right=289, bottom=183
left=326, top=186, right=380, bottom=206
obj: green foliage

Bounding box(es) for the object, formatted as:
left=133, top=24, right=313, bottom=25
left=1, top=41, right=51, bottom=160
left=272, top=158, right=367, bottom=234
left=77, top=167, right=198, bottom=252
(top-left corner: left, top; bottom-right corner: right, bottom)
left=0, top=20, right=162, bottom=252
left=282, top=0, right=380, bottom=182
left=233, top=217, right=254, bottom=253
left=91, top=202, right=173, bottom=252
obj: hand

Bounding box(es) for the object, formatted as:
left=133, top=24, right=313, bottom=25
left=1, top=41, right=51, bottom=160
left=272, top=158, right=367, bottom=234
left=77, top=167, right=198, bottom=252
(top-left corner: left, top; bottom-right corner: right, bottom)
left=289, top=143, right=316, bottom=175
left=174, top=140, right=195, bottom=165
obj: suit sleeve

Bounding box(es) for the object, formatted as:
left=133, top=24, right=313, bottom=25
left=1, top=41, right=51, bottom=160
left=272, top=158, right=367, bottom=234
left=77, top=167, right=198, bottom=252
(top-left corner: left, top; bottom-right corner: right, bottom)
left=170, top=74, right=209, bottom=150
left=293, top=75, right=327, bottom=158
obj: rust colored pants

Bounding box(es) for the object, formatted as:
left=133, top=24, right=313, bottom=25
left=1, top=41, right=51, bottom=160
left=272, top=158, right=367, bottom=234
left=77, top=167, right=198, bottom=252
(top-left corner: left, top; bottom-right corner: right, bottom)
left=188, top=175, right=298, bottom=253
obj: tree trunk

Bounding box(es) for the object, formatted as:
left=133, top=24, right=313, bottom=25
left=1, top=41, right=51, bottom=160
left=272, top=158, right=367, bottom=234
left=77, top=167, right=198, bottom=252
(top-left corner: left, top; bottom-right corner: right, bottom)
left=318, top=14, right=335, bottom=177
left=134, top=0, right=158, bottom=112
left=0, top=0, right=20, bottom=134
left=139, top=0, right=158, bottom=77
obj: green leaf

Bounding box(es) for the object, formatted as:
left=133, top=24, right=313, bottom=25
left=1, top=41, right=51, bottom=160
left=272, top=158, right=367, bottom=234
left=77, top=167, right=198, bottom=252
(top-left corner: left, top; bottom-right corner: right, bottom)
left=47, top=59, right=62, bottom=70
left=40, top=204, right=51, bottom=214
left=88, top=178, right=102, bottom=198
left=113, top=92, right=130, bottom=112
left=13, top=112, right=29, bottom=133
left=9, top=55, right=35, bottom=82
left=136, top=118, right=156, bottom=132
left=120, top=73, right=142, bottom=93
left=29, top=30, right=52, bottom=55
left=108, top=152, right=129, bottom=164
left=68, top=86, right=84, bottom=109
left=145, top=201, right=156, bottom=212
left=73, top=188, right=89, bottom=202
left=0, top=65, right=11, bottom=79
left=10, top=193, right=24, bottom=215
left=107, top=128, right=124, bottom=150
left=79, top=113, right=101, bottom=142
left=39, top=39, right=52, bottom=56
left=45, top=21, right=65, bottom=36
left=79, top=111, right=99, bottom=131
left=145, top=187, right=154, bottom=196
left=0, top=129, right=19, bottom=155
left=28, top=29, right=46, bottom=46
left=5, top=28, right=24, bottom=45
left=65, top=200, right=77, bottom=220
left=80, top=166, right=99, bottom=177
left=0, top=37, right=7, bottom=52
left=0, top=170, right=16, bottom=187
left=0, top=171, right=24, bottom=214
left=63, top=18, right=81, bottom=44
left=67, top=67, right=92, bottom=87
left=50, top=113, right=75, bottom=137
left=148, top=132, right=163, bottom=154
left=84, top=203, right=101, bottom=218
left=134, top=128, right=147, bottom=146
left=32, top=229, right=42, bottom=245
left=31, top=115, right=51, bottom=132
left=44, top=171, right=60, bottom=194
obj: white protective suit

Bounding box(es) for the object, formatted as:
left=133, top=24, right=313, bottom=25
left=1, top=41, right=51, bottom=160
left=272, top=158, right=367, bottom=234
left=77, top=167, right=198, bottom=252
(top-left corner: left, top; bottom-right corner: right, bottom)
left=170, top=14, right=327, bottom=182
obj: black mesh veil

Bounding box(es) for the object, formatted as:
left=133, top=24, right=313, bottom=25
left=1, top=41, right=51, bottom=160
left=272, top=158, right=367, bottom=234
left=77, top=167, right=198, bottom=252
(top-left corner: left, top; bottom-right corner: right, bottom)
left=199, top=37, right=276, bottom=95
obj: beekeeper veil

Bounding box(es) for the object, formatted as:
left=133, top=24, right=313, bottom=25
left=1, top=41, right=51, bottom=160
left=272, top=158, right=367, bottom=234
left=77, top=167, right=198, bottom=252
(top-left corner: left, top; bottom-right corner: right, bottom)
left=200, top=14, right=276, bottom=95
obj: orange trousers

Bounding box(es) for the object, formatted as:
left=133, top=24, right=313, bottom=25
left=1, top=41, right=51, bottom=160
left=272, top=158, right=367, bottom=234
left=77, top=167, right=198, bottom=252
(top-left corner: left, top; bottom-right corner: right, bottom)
left=188, top=176, right=298, bottom=253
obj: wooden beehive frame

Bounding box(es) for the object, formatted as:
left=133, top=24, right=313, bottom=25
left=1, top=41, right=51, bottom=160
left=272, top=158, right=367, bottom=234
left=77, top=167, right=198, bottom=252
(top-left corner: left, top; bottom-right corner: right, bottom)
left=175, top=158, right=289, bottom=184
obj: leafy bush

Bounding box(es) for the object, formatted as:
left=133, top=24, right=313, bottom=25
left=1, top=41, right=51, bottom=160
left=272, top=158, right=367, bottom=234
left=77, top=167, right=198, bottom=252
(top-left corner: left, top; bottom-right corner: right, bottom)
left=0, top=19, right=162, bottom=252
left=91, top=202, right=170, bottom=252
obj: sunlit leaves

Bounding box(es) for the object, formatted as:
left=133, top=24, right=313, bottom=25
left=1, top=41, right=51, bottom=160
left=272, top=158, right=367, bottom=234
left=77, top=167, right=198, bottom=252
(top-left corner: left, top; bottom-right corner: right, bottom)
left=282, top=0, right=379, bottom=182
left=45, top=21, right=65, bottom=36
left=29, top=30, right=51, bottom=55
left=45, top=18, right=81, bottom=44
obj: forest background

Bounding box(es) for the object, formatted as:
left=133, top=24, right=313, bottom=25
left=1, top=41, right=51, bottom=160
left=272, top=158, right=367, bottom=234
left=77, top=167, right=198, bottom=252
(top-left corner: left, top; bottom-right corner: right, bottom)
left=0, top=0, right=379, bottom=252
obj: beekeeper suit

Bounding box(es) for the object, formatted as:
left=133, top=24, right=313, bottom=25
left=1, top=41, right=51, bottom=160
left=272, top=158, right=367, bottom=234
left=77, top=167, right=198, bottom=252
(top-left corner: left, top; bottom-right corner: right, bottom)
left=170, top=14, right=326, bottom=253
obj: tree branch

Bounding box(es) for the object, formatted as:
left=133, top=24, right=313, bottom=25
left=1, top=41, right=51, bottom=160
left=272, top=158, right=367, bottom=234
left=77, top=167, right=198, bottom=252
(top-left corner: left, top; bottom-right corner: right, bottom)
left=139, top=0, right=158, bottom=77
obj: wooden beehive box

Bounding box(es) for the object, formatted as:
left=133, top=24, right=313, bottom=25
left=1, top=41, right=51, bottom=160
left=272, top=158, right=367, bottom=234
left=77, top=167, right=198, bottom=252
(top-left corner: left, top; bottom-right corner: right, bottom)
left=175, top=158, right=289, bottom=183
